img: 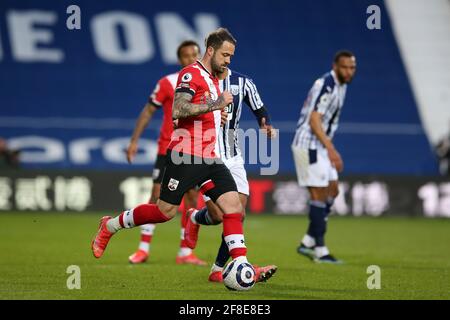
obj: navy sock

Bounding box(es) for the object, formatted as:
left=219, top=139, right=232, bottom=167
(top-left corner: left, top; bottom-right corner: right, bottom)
left=324, top=197, right=334, bottom=235
left=193, top=207, right=213, bottom=225
left=308, top=201, right=327, bottom=247
left=325, top=197, right=334, bottom=217
left=214, top=233, right=230, bottom=268
left=306, top=223, right=314, bottom=239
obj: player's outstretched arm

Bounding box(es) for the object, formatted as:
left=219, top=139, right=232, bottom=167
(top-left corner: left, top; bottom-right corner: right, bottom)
left=127, top=103, right=157, bottom=163
left=172, top=91, right=233, bottom=119
left=309, top=111, right=343, bottom=172
left=242, top=78, right=276, bottom=138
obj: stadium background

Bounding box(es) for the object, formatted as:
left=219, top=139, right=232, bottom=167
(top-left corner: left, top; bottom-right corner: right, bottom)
left=1, top=0, right=449, bottom=217
left=1, top=0, right=450, bottom=301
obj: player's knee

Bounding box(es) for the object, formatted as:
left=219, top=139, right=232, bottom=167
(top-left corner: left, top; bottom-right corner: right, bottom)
left=221, top=202, right=243, bottom=215
left=309, top=188, right=328, bottom=202
left=210, top=214, right=223, bottom=224
left=204, top=201, right=223, bottom=224
left=156, top=201, right=177, bottom=219
left=185, top=190, right=198, bottom=208
left=163, top=209, right=177, bottom=219
left=330, top=188, right=339, bottom=199
left=208, top=207, right=223, bottom=224
left=229, top=201, right=243, bottom=214
left=329, top=183, right=339, bottom=198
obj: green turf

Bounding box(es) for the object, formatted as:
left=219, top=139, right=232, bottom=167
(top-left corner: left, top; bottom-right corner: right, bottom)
left=0, top=212, right=449, bottom=300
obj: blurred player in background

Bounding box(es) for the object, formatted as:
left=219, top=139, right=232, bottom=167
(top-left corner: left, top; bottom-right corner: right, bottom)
left=92, top=28, right=255, bottom=279
left=0, top=138, right=20, bottom=169
left=183, top=67, right=278, bottom=283
left=436, top=121, right=450, bottom=176
left=125, top=40, right=206, bottom=266
left=291, top=50, right=356, bottom=264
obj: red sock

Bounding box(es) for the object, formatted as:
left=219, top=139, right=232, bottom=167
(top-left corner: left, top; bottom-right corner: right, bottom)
left=223, top=213, right=247, bottom=259
left=120, top=204, right=171, bottom=228
left=181, top=206, right=189, bottom=227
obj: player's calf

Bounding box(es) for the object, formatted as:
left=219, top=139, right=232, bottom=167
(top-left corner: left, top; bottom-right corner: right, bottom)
left=91, top=203, right=175, bottom=259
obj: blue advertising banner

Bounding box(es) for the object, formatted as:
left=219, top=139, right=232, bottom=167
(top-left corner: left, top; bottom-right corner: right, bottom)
left=0, top=0, right=438, bottom=174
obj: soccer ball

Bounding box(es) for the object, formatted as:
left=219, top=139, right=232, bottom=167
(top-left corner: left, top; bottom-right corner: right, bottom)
left=222, top=256, right=256, bottom=291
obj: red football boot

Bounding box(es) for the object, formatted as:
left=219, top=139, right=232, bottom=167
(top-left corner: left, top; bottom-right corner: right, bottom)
left=183, top=208, right=200, bottom=249
left=176, top=252, right=207, bottom=266
left=91, top=216, right=114, bottom=258
left=254, top=264, right=278, bottom=283
left=128, top=250, right=149, bottom=264
left=208, top=270, right=223, bottom=283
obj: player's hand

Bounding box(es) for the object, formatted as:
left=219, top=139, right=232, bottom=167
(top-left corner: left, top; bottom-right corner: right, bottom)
left=126, top=141, right=138, bottom=164
left=327, top=146, right=344, bottom=172
left=260, top=117, right=277, bottom=139
left=220, top=109, right=228, bottom=127
left=219, top=91, right=233, bottom=109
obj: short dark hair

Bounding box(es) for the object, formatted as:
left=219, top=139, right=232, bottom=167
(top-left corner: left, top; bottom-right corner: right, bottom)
left=334, top=50, right=355, bottom=63
left=177, top=40, right=200, bottom=59
left=205, top=27, right=237, bottom=50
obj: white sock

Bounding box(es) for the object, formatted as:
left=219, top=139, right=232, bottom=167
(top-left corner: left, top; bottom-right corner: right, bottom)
left=211, top=263, right=223, bottom=273
left=190, top=209, right=199, bottom=224
left=138, top=224, right=155, bottom=253
left=315, top=246, right=330, bottom=258
left=178, top=247, right=192, bottom=257
left=122, top=209, right=135, bottom=228
left=106, top=216, right=121, bottom=233
left=232, top=255, right=248, bottom=263
left=141, top=224, right=155, bottom=234
left=302, top=234, right=316, bottom=248
left=180, top=228, right=185, bottom=240
left=106, top=210, right=136, bottom=233
left=139, top=242, right=150, bottom=252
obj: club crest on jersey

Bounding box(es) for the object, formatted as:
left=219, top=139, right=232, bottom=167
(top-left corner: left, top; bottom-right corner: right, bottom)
left=320, top=93, right=330, bottom=105
left=230, top=85, right=239, bottom=96
left=181, top=73, right=192, bottom=82
left=168, top=178, right=179, bottom=191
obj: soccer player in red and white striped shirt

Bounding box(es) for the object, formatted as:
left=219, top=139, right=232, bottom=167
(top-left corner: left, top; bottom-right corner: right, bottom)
left=125, top=40, right=206, bottom=266
left=92, top=28, right=253, bottom=279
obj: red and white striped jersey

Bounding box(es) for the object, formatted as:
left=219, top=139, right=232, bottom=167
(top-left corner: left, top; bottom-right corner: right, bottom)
left=168, top=61, right=221, bottom=159
left=148, top=72, right=178, bottom=155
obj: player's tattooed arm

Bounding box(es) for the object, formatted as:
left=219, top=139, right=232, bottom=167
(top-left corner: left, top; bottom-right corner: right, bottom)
left=172, top=92, right=232, bottom=119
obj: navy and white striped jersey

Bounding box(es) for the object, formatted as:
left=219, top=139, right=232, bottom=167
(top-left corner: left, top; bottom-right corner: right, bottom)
left=292, top=70, right=347, bottom=149
left=216, top=69, right=267, bottom=160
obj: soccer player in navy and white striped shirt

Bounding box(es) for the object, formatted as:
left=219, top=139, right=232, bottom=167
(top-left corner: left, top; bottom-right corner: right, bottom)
left=292, top=50, right=356, bottom=264
left=185, top=67, right=278, bottom=282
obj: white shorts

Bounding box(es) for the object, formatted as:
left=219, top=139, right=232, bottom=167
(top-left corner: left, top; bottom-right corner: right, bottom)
left=291, top=145, right=338, bottom=187
left=203, top=155, right=249, bottom=202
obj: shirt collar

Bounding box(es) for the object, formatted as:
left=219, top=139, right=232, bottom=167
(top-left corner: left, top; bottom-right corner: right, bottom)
left=330, top=70, right=343, bottom=87
left=196, top=60, right=212, bottom=76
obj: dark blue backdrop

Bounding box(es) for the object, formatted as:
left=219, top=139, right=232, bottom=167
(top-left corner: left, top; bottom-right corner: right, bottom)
left=0, top=0, right=439, bottom=174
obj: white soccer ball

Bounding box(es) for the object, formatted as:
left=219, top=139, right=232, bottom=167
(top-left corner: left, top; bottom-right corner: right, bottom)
left=222, top=256, right=256, bottom=291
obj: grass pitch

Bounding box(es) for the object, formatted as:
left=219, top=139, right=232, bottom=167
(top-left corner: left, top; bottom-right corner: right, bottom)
left=0, top=212, right=449, bottom=300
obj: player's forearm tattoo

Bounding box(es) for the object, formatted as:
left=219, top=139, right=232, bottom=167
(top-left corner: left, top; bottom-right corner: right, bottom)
left=172, top=92, right=225, bottom=119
